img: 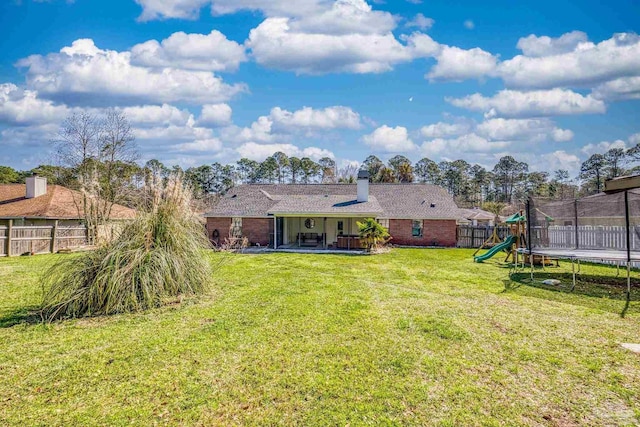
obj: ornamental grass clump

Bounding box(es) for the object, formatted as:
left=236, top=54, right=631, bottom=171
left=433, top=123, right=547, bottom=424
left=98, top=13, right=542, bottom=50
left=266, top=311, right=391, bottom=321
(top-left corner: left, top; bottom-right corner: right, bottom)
left=41, top=174, right=212, bottom=321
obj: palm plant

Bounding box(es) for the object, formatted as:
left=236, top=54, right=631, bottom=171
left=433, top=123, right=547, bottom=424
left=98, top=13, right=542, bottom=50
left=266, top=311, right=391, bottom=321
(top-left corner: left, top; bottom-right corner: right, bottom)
left=357, top=218, right=391, bottom=252
left=41, top=174, right=212, bottom=321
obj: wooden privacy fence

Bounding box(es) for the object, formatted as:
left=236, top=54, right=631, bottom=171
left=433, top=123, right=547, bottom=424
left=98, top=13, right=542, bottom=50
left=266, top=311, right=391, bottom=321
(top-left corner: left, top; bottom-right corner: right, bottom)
left=0, top=221, right=87, bottom=257
left=457, top=225, right=510, bottom=248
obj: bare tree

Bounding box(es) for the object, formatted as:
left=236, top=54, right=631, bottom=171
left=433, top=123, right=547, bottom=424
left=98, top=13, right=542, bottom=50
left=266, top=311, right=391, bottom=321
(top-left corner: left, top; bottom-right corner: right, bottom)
left=337, top=163, right=359, bottom=183
left=55, top=110, right=138, bottom=243
left=99, top=109, right=138, bottom=219
left=55, top=113, right=102, bottom=185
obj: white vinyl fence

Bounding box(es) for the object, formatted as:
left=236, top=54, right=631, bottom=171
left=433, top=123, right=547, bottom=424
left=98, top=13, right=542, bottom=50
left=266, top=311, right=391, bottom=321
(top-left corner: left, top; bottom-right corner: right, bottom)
left=544, top=225, right=636, bottom=251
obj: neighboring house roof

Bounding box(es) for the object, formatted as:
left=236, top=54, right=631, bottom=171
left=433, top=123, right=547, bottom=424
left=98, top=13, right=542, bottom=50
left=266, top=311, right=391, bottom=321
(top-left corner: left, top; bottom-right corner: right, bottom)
left=0, top=184, right=136, bottom=220
left=206, top=184, right=461, bottom=219
left=459, top=208, right=496, bottom=222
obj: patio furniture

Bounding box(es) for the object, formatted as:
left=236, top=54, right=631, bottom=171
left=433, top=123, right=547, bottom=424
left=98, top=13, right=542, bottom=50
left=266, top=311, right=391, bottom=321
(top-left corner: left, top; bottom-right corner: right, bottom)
left=336, top=235, right=363, bottom=249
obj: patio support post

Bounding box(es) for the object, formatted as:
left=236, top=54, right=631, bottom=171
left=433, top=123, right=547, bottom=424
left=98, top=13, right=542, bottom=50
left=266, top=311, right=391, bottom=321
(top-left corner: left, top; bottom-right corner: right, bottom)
left=298, top=217, right=301, bottom=247
left=273, top=216, right=278, bottom=250
left=323, top=217, right=327, bottom=249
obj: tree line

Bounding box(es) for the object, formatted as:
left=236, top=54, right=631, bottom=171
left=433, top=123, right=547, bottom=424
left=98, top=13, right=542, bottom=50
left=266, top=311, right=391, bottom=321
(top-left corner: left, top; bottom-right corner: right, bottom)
left=2, top=113, right=639, bottom=210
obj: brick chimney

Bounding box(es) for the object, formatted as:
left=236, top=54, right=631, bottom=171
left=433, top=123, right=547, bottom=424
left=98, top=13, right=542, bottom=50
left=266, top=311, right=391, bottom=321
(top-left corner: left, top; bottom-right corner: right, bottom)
left=26, top=175, right=47, bottom=199
left=357, top=169, right=369, bottom=202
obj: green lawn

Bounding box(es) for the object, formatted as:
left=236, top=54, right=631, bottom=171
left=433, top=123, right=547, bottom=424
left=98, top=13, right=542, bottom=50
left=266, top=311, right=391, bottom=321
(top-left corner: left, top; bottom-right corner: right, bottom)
left=1, top=249, right=639, bottom=426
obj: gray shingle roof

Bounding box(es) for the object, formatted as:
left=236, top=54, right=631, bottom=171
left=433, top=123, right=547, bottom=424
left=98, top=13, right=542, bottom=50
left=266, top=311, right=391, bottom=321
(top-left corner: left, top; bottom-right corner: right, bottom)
left=268, top=195, right=384, bottom=215
left=459, top=208, right=496, bottom=221
left=205, top=184, right=461, bottom=220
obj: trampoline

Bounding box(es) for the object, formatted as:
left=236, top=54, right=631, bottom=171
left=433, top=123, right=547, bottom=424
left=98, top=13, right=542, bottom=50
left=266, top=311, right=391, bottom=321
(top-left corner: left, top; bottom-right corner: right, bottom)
left=514, top=188, right=640, bottom=299
left=516, top=248, right=638, bottom=295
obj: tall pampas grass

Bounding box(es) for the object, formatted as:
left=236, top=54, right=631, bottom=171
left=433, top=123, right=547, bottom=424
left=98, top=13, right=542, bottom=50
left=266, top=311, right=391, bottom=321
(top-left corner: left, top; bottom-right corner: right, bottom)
left=41, top=174, right=212, bottom=321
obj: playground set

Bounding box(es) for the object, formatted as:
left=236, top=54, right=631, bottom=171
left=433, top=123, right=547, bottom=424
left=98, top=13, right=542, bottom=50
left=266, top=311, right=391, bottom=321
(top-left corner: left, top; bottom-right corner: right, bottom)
left=474, top=179, right=640, bottom=299
left=473, top=211, right=551, bottom=265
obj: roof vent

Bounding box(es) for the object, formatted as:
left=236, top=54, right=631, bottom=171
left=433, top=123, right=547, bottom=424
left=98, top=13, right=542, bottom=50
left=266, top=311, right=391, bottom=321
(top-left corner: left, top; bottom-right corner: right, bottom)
left=231, top=194, right=237, bottom=198
left=430, top=203, right=436, bottom=208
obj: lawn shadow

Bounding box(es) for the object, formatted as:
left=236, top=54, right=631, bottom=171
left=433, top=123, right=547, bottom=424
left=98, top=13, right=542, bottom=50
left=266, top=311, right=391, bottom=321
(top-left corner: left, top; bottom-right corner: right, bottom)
left=507, top=271, right=638, bottom=317
left=0, top=306, right=42, bottom=328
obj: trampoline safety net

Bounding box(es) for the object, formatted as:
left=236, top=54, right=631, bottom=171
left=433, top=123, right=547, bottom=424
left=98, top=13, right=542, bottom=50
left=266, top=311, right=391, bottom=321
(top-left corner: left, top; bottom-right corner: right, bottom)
left=528, top=189, right=640, bottom=255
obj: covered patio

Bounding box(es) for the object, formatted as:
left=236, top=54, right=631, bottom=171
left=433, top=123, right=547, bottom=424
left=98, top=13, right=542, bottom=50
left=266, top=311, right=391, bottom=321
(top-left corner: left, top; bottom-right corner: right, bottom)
left=267, top=194, right=384, bottom=251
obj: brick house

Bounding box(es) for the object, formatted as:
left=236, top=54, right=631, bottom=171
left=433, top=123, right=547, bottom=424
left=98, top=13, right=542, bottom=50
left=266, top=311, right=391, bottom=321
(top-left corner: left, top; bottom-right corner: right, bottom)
left=0, top=176, right=135, bottom=227
left=204, top=171, right=462, bottom=250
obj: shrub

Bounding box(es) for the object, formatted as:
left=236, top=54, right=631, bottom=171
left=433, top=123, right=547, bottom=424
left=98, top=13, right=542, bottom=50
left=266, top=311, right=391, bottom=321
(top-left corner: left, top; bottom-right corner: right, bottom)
left=41, top=174, right=212, bottom=321
left=357, top=218, right=391, bottom=252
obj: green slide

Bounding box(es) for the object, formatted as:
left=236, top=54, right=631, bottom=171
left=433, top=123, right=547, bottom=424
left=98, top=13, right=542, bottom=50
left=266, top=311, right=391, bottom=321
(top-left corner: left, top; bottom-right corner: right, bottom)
left=474, top=235, right=517, bottom=263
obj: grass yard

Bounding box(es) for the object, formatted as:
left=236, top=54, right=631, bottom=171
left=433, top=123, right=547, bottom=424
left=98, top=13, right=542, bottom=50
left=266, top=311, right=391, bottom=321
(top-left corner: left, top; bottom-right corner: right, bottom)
left=1, top=249, right=639, bottom=426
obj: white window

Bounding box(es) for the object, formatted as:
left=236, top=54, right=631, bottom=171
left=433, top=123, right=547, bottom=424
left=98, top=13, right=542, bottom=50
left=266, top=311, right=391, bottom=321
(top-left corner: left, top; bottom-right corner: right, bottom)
left=412, top=220, right=423, bottom=237
left=378, top=218, right=389, bottom=229
left=231, top=217, right=242, bottom=237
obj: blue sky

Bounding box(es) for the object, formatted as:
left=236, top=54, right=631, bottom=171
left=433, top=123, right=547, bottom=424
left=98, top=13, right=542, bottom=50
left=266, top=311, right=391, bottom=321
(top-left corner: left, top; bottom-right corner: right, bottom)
left=1, top=0, right=639, bottom=176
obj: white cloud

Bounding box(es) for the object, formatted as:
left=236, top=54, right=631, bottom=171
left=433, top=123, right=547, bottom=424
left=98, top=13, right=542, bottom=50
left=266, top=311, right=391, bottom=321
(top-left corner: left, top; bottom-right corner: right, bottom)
left=552, top=128, right=574, bottom=142
left=475, top=118, right=573, bottom=142
left=0, top=83, right=70, bottom=126
left=406, top=13, right=434, bottom=30
left=498, top=32, right=640, bottom=89
left=446, top=89, right=606, bottom=118
left=247, top=17, right=415, bottom=74
left=130, top=30, right=246, bottom=72
left=404, top=32, right=441, bottom=57
left=419, top=117, right=572, bottom=159
left=220, top=105, right=361, bottom=146
left=521, top=150, right=582, bottom=176
left=592, top=76, right=640, bottom=101
left=0, top=123, right=60, bottom=166
left=420, top=133, right=507, bottom=157
left=427, top=45, right=498, bottom=82
left=291, top=0, right=397, bottom=35
left=135, top=0, right=329, bottom=21
left=580, top=139, right=626, bottom=156
left=420, top=121, right=469, bottom=138
left=134, top=0, right=209, bottom=21
left=134, top=122, right=213, bottom=142
left=243, top=1, right=444, bottom=75
left=269, top=106, right=361, bottom=130
left=17, top=39, right=246, bottom=106
left=236, top=142, right=334, bottom=161
left=120, top=104, right=193, bottom=127
left=173, top=138, right=223, bottom=153
left=362, top=125, right=416, bottom=152
left=463, top=20, right=474, bottom=30
left=198, top=103, right=233, bottom=127
left=516, top=31, right=589, bottom=57
left=629, top=133, right=640, bottom=146
left=230, top=116, right=275, bottom=143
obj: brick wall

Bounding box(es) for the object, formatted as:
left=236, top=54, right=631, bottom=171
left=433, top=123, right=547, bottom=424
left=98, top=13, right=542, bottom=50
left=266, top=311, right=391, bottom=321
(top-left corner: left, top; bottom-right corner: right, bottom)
left=242, top=218, right=271, bottom=246
left=205, top=217, right=272, bottom=247
left=388, top=219, right=457, bottom=247
left=206, top=217, right=231, bottom=245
